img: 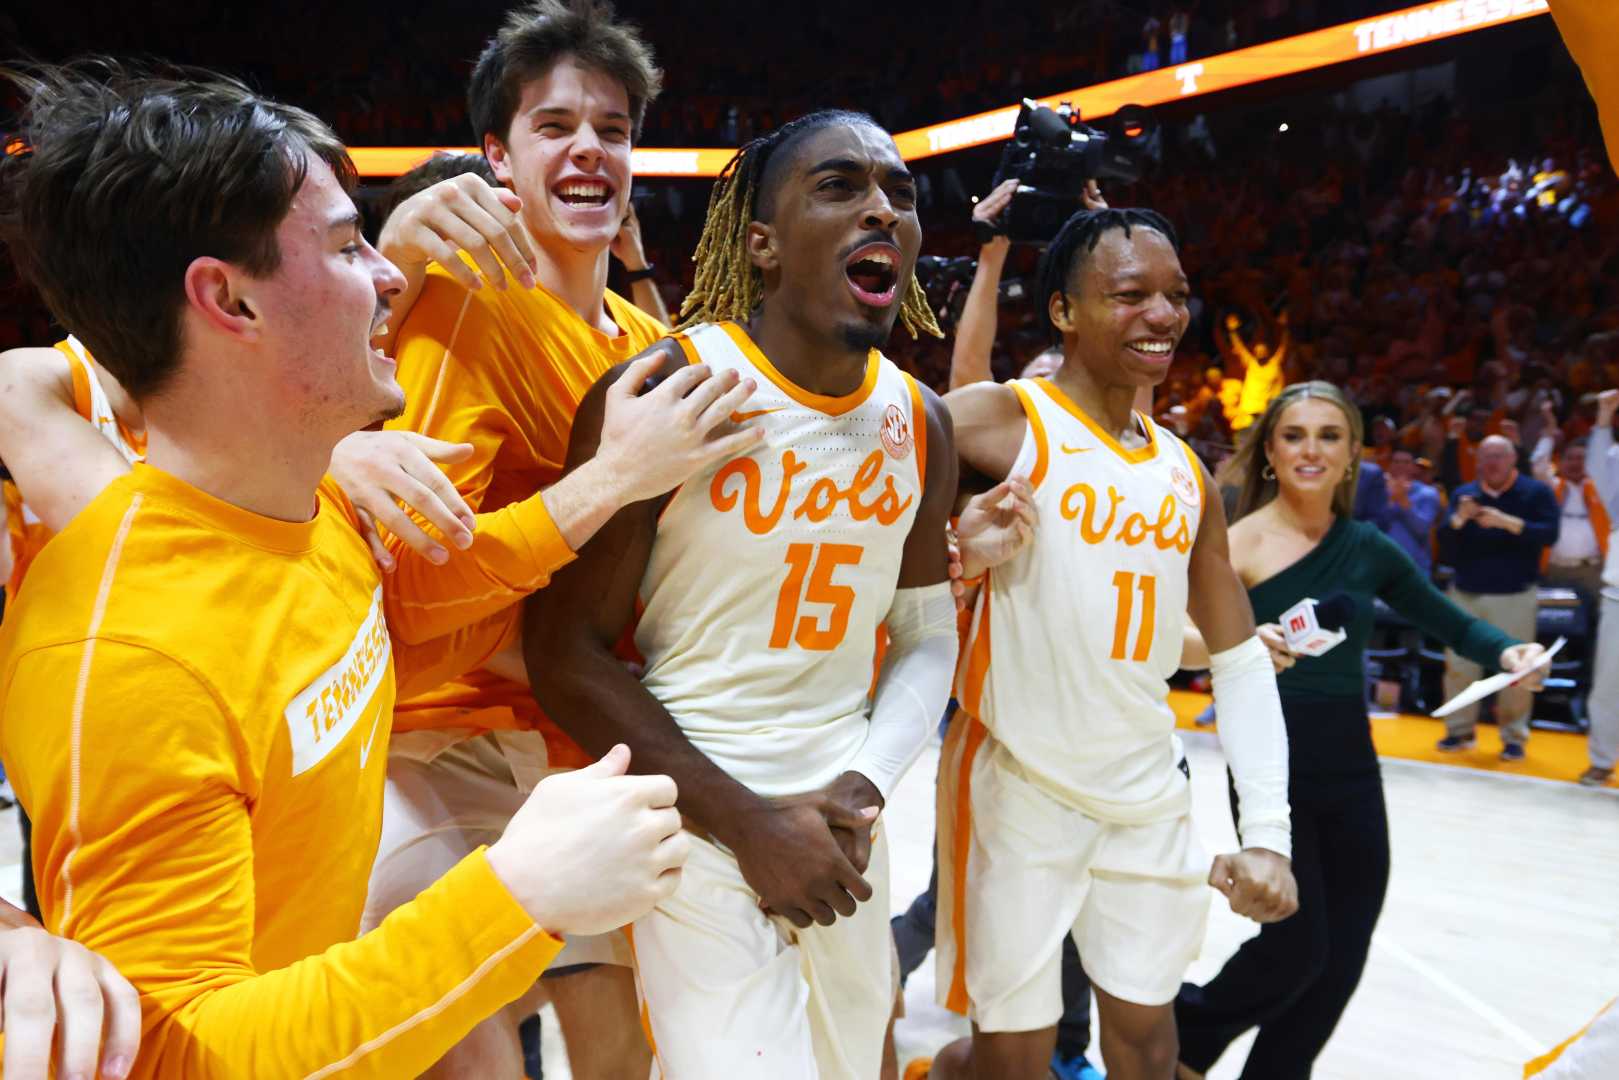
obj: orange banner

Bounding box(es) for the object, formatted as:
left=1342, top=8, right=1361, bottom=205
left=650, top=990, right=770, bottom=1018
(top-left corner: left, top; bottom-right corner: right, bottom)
left=351, top=0, right=1548, bottom=178
left=895, top=0, right=1548, bottom=160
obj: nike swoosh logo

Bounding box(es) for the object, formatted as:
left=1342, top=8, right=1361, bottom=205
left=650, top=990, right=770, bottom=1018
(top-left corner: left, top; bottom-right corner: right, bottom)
left=357, top=711, right=383, bottom=769
left=730, top=407, right=785, bottom=422
left=1060, top=443, right=1094, bottom=454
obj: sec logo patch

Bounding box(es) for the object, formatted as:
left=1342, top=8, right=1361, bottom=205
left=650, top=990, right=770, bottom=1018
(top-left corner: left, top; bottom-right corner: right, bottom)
left=881, top=404, right=912, bottom=460
left=1170, top=465, right=1200, bottom=507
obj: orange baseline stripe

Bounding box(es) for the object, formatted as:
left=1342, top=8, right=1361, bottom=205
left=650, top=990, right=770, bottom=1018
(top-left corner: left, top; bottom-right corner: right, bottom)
left=349, top=3, right=1548, bottom=177
left=60, top=493, right=143, bottom=930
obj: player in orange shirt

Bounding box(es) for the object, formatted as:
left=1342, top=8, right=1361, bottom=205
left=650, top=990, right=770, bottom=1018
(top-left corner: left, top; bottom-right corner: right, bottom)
left=362, top=5, right=681, bottom=1074
left=0, top=62, right=758, bottom=1079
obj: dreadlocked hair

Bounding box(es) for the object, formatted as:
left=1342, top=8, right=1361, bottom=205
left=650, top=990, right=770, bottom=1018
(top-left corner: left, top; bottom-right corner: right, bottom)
left=1036, top=207, right=1179, bottom=345
left=677, top=110, right=943, bottom=340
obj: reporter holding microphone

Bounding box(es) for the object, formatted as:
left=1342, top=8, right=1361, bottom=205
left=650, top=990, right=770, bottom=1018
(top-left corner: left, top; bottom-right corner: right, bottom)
left=1173, top=382, right=1547, bottom=1080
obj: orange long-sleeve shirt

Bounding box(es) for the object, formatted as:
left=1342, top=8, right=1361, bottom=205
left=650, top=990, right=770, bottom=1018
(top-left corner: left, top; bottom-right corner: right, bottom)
left=1548, top=0, right=1619, bottom=172
left=0, top=464, right=570, bottom=1078
left=386, top=266, right=665, bottom=767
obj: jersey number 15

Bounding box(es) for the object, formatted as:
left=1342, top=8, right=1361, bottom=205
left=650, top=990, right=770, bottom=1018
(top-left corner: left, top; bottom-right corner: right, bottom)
left=772, top=543, right=864, bottom=650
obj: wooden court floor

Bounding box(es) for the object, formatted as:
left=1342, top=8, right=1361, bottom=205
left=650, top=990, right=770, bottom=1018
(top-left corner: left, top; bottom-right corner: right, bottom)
left=886, top=731, right=1619, bottom=1079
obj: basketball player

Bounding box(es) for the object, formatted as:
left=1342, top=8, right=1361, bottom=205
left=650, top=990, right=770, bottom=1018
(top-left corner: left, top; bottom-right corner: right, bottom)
left=525, top=110, right=962, bottom=1079
left=0, top=63, right=752, bottom=1077
left=926, top=209, right=1297, bottom=1080
left=360, top=3, right=680, bottom=1075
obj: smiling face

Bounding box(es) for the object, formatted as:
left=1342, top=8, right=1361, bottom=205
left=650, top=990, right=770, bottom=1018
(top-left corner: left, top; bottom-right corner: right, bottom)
left=485, top=56, right=633, bottom=261
left=1266, top=397, right=1358, bottom=499
left=243, top=154, right=407, bottom=432
left=747, top=122, right=920, bottom=353
left=1049, top=226, right=1190, bottom=389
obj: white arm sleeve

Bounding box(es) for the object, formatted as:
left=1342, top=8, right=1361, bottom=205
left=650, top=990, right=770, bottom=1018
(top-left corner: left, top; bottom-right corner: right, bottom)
left=1209, top=635, right=1292, bottom=859
left=847, top=583, right=958, bottom=802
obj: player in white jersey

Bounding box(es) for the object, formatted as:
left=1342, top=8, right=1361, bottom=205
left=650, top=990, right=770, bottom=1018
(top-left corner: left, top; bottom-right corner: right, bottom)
left=525, top=110, right=966, bottom=1079
left=927, top=209, right=1299, bottom=1080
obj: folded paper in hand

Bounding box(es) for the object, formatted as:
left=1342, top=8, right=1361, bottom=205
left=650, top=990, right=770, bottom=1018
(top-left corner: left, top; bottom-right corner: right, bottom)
left=1430, top=637, right=1565, bottom=719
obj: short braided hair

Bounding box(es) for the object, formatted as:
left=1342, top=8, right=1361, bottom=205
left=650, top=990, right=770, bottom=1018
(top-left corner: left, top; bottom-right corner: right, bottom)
left=677, top=110, right=942, bottom=340
left=1036, top=207, right=1180, bottom=344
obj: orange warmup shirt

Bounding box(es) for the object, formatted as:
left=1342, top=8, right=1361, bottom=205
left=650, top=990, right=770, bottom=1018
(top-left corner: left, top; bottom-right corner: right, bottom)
left=0, top=462, right=577, bottom=1078
left=387, top=265, right=665, bottom=768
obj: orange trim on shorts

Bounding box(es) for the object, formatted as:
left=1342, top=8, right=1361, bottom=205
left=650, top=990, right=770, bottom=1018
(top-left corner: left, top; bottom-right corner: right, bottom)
left=622, top=924, right=668, bottom=1077
left=958, top=586, right=992, bottom=719
left=945, top=715, right=989, bottom=1016
left=719, top=321, right=879, bottom=416
left=1007, top=381, right=1049, bottom=491
left=903, top=372, right=928, bottom=491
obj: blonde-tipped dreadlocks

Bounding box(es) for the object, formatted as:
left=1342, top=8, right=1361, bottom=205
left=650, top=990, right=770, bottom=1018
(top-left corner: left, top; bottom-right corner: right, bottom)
left=677, top=111, right=943, bottom=340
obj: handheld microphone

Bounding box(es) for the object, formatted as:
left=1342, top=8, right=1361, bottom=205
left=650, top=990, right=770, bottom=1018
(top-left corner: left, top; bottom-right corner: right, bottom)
left=1312, top=592, right=1358, bottom=634
left=1278, top=592, right=1357, bottom=657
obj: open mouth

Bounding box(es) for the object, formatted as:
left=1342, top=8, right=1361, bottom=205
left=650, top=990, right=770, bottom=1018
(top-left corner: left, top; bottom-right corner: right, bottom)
left=553, top=177, right=614, bottom=208
left=1295, top=465, right=1326, bottom=478
left=844, top=243, right=900, bottom=307
left=1126, top=338, right=1176, bottom=361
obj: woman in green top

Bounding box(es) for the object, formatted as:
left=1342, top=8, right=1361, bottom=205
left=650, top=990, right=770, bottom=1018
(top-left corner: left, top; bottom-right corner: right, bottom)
left=1174, top=382, right=1546, bottom=1079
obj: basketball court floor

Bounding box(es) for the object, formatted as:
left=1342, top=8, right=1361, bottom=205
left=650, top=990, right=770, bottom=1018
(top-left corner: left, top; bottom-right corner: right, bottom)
left=1, top=726, right=1609, bottom=1078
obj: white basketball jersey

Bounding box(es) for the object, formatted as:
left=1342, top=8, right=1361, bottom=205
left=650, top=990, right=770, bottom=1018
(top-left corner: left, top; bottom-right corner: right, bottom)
left=635, top=322, right=928, bottom=797
left=957, top=377, right=1206, bottom=824
left=62, top=336, right=143, bottom=465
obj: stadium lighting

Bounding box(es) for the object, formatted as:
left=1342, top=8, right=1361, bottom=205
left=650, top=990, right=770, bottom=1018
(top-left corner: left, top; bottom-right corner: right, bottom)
left=348, top=0, right=1549, bottom=178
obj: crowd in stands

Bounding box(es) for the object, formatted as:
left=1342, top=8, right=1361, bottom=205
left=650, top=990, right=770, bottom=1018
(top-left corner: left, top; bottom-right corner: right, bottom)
left=3, top=0, right=1419, bottom=155
left=4, top=4, right=1613, bottom=532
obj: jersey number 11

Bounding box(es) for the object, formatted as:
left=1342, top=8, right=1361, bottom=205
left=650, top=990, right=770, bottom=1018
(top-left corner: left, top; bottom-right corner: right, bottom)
left=1110, top=570, right=1157, bottom=662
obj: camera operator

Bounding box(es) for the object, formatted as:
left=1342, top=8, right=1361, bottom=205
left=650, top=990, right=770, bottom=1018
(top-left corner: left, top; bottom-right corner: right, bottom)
left=949, top=178, right=1107, bottom=390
